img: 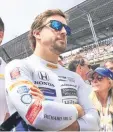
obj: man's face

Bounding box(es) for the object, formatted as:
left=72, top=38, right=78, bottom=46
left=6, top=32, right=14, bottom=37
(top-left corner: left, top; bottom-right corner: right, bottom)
left=105, top=62, right=113, bottom=72
left=38, top=15, right=68, bottom=55
left=80, top=59, right=91, bottom=80
left=0, top=31, right=4, bottom=45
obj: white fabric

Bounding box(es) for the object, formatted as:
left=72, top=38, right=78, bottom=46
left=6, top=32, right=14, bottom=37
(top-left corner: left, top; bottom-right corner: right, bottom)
left=5, top=54, right=99, bottom=131
left=0, top=57, right=8, bottom=124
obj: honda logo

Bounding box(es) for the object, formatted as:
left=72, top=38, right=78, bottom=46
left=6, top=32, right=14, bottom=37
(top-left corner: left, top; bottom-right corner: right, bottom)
left=38, top=71, right=49, bottom=81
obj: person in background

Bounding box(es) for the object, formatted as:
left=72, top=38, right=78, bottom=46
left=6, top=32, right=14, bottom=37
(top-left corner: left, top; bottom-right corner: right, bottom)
left=5, top=9, right=99, bottom=131
left=68, top=56, right=91, bottom=82
left=88, top=67, right=113, bottom=131
left=0, top=17, right=9, bottom=124
left=0, top=18, right=28, bottom=131
left=104, top=59, right=113, bottom=72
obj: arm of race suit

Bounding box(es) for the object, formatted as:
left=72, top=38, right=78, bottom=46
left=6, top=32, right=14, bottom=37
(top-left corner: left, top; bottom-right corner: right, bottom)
left=76, top=74, right=100, bottom=131
left=5, top=60, right=78, bottom=131
left=0, top=57, right=10, bottom=123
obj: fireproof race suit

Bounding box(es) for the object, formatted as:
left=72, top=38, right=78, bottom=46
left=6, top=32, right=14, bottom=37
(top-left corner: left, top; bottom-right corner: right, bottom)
left=0, top=57, right=9, bottom=124
left=5, top=54, right=99, bottom=131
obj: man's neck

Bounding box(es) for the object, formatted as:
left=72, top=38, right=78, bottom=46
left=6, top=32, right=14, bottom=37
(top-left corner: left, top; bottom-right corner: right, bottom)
left=34, top=47, right=59, bottom=64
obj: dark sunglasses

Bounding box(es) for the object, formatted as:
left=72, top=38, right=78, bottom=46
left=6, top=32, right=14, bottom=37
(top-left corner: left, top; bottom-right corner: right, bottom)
left=89, top=75, right=104, bottom=82
left=39, top=20, right=71, bottom=36
left=76, top=59, right=91, bottom=68
left=49, top=20, right=71, bottom=36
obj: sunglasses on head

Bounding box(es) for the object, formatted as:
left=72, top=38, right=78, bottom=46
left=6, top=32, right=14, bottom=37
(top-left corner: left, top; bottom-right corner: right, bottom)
left=89, top=75, right=105, bottom=82
left=39, top=20, right=71, bottom=36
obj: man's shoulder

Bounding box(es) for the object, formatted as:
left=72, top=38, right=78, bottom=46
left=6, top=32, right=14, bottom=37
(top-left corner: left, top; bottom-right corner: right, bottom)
left=0, top=57, right=6, bottom=65
left=61, top=66, right=81, bottom=78
left=5, top=57, right=28, bottom=70
left=6, top=59, right=22, bottom=67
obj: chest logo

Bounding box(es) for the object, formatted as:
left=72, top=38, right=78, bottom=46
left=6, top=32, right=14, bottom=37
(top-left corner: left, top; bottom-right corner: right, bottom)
left=38, top=71, right=49, bottom=81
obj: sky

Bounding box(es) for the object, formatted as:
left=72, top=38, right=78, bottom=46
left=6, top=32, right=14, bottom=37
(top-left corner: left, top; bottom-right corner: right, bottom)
left=0, top=0, right=85, bottom=44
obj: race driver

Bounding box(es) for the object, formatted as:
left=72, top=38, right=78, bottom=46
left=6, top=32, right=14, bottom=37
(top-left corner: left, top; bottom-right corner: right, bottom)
left=5, top=9, right=99, bottom=131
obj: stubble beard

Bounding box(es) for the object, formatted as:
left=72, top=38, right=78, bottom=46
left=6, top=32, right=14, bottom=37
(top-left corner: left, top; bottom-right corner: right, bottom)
left=50, top=41, right=67, bottom=55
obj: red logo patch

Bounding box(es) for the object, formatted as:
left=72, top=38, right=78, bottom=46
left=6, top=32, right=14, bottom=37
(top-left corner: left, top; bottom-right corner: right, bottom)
left=10, top=67, right=20, bottom=79
left=26, top=101, right=42, bottom=124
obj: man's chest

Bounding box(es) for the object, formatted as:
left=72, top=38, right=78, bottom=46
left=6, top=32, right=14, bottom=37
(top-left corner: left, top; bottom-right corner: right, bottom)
left=32, top=69, right=79, bottom=104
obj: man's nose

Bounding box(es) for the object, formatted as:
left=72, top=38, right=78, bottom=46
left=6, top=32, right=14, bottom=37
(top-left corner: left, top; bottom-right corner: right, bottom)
left=60, top=26, right=67, bottom=35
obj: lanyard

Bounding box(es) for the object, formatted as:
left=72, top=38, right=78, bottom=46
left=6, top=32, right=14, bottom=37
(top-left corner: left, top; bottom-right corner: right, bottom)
left=100, top=96, right=110, bottom=116
left=99, top=96, right=112, bottom=131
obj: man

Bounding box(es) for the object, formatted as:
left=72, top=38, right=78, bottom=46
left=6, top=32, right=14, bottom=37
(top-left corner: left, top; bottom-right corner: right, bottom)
left=0, top=18, right=9, bottom=124
left=0, top=18, right=27, bottom=131
left=68, top=56, right=91, bottom=81
left=68, top=56, right=92, bottom=97
left=104, top=59, right=113, bottom=72
left=5, top=9, right=99, bottom=131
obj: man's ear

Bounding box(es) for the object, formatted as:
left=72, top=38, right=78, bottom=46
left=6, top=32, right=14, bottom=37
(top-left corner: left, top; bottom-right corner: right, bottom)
left=76, top=65, right=82, bottom=74
left=33, top=30, right=40, bottom=39
left=0, top=31, right=4, bottom=44
left=0, top=31, right=4, bottom=39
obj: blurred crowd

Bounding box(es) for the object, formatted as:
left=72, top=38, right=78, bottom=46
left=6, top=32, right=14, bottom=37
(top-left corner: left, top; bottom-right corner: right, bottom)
left=61, top=39, right=113, bottom=66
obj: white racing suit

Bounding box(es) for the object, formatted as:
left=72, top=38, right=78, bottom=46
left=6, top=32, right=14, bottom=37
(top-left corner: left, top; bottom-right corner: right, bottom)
left=0, top=57, right=9, bottom=125
left=5, top=54, right=99, bottom=131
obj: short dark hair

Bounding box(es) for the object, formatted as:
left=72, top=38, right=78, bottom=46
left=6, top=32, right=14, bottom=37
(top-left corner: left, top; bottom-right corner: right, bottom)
left=28, top=9, right=66, bottom=51
left=0, top=18, right=4, bottom=32
left=68, top=59, right=85, bottom=72
left=59, top=55, right=63, bottom=60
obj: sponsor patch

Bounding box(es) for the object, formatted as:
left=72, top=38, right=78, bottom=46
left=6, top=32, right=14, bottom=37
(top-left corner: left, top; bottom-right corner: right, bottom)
left=58, top=79, right=67, bottom=81
left=40, top=87, right=56, bottom=97
left=46, top=63, right=58, bottom=69
left=17, top=86, right=29, bottom=94
left=34, top=81, right=55, bottom=87
left=61, top=88, right=77, bottom=96
left=58, top=76, right=67, bottom=81
left=61, top=84, right=77, bottom=88
left=21, top=94, right=32, bottom=104
left=58, top=76, right=67, bottom=79
left=44, top=114, right=72, bottom=121
left=26, top=101, right=42, bottom=124
left=0, top=74, right=4, bottom=79
left=62, top=98, right=77, bottom=104
left=9, top=80, right=36, bottom=91
left=45, top=98, right=54, bottom=101
left=67, top=77, right=75, bottom=83
left=38, top=71, right=49, bottom=81
left=10, top=67, right=20, bottom=80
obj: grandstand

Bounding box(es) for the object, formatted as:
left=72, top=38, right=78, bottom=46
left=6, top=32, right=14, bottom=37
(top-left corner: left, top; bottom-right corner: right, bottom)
left=0, top=0, right=113, bottom=65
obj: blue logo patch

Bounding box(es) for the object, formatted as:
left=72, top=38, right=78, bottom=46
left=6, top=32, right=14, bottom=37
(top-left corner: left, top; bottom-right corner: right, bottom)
left=40, top=87, right=56, bottom=97
left=21, top=94, right=32, bottom=104
left=45, top=98, right=54, bottom=101
left=17, top=86, right=29, bottom=94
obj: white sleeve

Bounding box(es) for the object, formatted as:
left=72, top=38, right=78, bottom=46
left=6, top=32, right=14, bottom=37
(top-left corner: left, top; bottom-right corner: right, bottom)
left=76, top=76, right=99, bottom=131
left=0, top=58, right=9, bottom=124
left=5, top=60, right=78, bottom=131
